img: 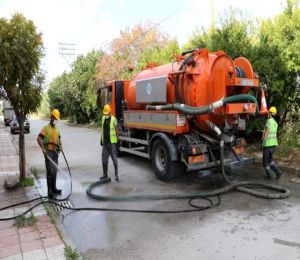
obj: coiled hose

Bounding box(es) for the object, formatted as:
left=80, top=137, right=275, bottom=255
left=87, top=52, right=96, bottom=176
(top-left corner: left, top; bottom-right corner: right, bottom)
left=86, top=93, right=290, bottom=202
left=219, top=138, right=290, bottom=199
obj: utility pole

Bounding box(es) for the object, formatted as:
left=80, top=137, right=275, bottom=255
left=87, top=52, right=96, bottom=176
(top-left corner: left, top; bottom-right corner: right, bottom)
left=210, top=0, right=215, bottom=32
left=59, top=42, right=75, bottom=67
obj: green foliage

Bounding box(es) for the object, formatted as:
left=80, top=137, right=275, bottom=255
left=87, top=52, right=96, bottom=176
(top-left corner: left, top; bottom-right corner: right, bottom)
left=184, top=8, right=254, bottom=58
left=48, top=50, right=103, bottom=123
left=30, top=166, right=38, bottom=177
left=15, top=213, right=37, bottom=228
left=96, top=22, right=180, bottom=83
left=137, top=39, right=180, bottom=70
left=0, top=13, right=44, bottom=115
left=64, top=245, right=81, bottom=260
left=251, top=1, right=300, bottom=126
left=0, top=13, right=44, bottom=180
left=18, top=177, right=34, bottom=187
left=184, top=2, right=300, bottom=152
left=276, top=122, right=300, bottom=157
left=36, top=92, right=50, bottom=118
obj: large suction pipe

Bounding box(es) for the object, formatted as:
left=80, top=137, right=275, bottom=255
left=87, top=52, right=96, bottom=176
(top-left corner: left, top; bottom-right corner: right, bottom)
left=146, top=94, right=259, bottom=115
left=205, top=120, right=290, bottom=199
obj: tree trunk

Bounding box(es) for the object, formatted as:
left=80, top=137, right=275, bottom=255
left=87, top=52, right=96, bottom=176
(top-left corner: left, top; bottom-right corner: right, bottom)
left=18, top=116, right=26, bottom=181
left=279, top=107, right=288, bottom=128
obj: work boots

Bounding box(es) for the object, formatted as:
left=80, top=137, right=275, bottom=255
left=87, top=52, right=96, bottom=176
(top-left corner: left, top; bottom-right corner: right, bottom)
left=47, top=176, right=54, bottom=198
left=270, top=162, right=283, bottom=180
left=272, top=166, right=283, bottom=179
left=100, top=163, right=108, bottom=180
left=115, top=165, right=119, bottom=182
left=52, top=174, right=62, bottom=194
left=264, top=168, right=273, bottom=180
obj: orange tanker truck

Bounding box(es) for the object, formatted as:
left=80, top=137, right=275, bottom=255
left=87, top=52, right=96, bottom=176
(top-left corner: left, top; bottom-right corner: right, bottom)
left=97, top=48, right=265, bottom=181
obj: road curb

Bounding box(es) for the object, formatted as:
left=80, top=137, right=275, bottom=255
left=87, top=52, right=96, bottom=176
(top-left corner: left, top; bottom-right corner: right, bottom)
left=253, top=156, right=300, bottom=177
left=9, top=131, right=19, bottom=155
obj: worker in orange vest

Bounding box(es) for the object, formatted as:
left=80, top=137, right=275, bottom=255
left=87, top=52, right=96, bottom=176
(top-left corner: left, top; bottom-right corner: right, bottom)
left=37, top=109, right=63, bottom=197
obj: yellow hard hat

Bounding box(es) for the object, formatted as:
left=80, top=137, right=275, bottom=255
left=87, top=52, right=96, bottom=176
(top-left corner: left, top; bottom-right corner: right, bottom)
left=103, top=104, right=111, bottom=115
left=51, top=109, right=61, bottom=120
left=269, top=106, right=277, bottom=115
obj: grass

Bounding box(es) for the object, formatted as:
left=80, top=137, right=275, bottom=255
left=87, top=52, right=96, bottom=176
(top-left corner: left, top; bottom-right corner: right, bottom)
left=18, top=177, right=34, bottom=187
left=64, top=245, right=81, bottom=260
left=15, top=213, right=37, bottom=228
left=276, top=123, right=300, bottom=158
left=30, top=166, right=39, bottom=178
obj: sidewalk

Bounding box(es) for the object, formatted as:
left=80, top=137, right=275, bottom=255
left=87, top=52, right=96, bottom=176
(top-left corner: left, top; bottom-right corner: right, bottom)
left=0, top=123, right=66, bottom=259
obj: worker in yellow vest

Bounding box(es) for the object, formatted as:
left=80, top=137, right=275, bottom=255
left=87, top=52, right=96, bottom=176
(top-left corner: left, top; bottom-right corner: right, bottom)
left=262, top=106, right=283, bottom=180
left=100, top=104, right=119, bottom=181
left=37, top=109, right=63, bottom=197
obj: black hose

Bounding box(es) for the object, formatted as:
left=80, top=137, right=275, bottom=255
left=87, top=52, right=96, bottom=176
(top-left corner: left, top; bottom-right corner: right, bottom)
left=217, top=130, right=290, bottom=199
left=0, top=143, right=73, bottom=221
left=1, top=137, right=291, bottom=221
left=0, top=145, right=221, bottom=221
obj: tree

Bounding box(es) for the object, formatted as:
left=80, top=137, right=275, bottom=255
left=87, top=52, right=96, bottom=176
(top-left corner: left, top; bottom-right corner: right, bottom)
left=0, top=13, right=44, bottom=180
left=184, top=8, right=254, bottom=59
left=254, top=0, right=300, bottom=126
left=184, top=1, right=300, bottom=131
left=48, top=72, right=69, bottom=118
left=96, top=22, right=180, bottom=84
left=48, top=50, right=103, bottom=123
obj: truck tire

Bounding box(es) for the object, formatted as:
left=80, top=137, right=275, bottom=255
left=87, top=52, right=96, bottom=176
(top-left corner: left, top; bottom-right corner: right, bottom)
left=151, top=138, right=182, bottom=181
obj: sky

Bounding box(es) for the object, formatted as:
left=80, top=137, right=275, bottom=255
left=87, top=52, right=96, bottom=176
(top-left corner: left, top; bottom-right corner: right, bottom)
left=0, top=0, right=286, bottom=85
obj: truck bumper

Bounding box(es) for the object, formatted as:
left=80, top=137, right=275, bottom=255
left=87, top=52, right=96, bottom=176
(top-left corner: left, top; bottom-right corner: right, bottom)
left=186, top=157, right=255, bottom=172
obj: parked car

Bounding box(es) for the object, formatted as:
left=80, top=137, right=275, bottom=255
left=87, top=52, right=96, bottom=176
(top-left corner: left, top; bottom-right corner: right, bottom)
left=10, top=116, right=30, bottom=134
left=3, top=100, right=16, bottom=126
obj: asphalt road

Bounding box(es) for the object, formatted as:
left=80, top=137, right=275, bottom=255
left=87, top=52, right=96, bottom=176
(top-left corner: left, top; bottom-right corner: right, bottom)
left=15, top=119, right=300, bottom=260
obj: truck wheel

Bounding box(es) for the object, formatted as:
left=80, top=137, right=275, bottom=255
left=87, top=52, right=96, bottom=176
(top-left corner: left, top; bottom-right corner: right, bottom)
left=151, top=139, right=182, bottom=181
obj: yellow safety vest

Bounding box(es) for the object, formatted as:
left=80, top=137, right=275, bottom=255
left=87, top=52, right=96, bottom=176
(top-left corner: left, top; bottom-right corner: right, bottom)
left=101, top=115, right=117, bottom=144
left=42, top=124, right=60, bottom=151
left=263, top=117, right=278, bottom=147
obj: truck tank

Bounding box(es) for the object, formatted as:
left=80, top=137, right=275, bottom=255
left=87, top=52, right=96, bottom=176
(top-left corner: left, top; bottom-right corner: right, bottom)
left=125, top=48, right=259, bottom=133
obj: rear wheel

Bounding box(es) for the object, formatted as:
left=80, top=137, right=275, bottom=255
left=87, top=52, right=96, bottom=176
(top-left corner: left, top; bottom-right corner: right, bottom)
left=151, top=138, right=183, bottom=181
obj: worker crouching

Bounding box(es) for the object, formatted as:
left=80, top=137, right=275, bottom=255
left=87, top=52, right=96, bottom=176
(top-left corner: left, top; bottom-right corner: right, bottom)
left=262, top=106, right=283, bottom=180
left=100, top=104, right=119, bottom=181
left=37, top=109, right=63, bottom=198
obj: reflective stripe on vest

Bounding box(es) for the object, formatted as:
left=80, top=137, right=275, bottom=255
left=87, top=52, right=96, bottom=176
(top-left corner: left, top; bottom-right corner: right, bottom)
left=101, top=115, right=117, bottom=144
left=43, top=124, right=60, bottom=150
left=264, top=118, right=278, bottom=147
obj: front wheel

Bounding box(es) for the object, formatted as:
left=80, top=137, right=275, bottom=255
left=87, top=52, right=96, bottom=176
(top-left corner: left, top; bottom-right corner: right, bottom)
left=151, top=138, right=183, bottom=181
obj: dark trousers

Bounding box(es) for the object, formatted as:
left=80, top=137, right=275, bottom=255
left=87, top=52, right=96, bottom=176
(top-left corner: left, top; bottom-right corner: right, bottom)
left=45, top=150, right=59, bottom=193
left=45, top=150, right=58, bottom=178
left=263, top=146, right=282, bottom=176
left=102, top=142, right=118, bottom=167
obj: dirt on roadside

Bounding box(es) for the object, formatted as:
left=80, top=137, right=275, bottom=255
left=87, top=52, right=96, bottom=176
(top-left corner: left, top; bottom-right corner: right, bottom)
left=279, top=149, right=300, bottom=163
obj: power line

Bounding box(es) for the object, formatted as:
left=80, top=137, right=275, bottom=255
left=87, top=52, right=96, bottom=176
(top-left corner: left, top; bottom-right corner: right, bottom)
left=114, top=0, right=193, bottom=53
left=59, top=42, right=76, bottom=67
